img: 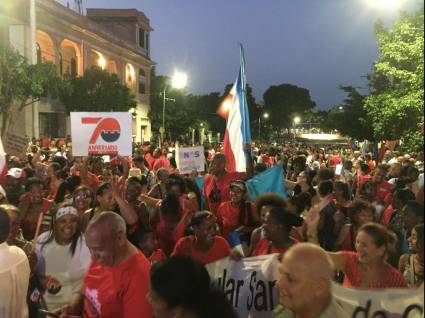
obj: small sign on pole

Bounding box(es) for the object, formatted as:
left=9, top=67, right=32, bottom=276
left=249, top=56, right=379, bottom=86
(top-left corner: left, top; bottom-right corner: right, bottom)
left=70, top=112, right=132, bottom=156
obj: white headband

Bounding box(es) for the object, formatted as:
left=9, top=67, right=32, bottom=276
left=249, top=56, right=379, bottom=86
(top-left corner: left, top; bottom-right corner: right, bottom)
left=56, top=206, right=79, bottom=220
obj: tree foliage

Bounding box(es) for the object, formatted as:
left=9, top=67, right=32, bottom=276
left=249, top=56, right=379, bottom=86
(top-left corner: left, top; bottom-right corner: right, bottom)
left=262, top=84, right=316, bottom=129
left=327, top=86, right=374, bottom=140
left=0, top=44, right=61, bottom=134
left=59, top=67, right=137, bottom=113
left=364, top=6, right=424, bottom=151
left=148, top=73, right=198, bottom=140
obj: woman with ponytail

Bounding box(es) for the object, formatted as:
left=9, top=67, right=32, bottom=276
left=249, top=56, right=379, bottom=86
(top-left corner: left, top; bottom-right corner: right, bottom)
left=148, top=256, right=237, bottom=318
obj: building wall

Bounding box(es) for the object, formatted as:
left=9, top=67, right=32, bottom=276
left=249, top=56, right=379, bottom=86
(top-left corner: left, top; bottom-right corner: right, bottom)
left=0, top=0, right=154, bottom=142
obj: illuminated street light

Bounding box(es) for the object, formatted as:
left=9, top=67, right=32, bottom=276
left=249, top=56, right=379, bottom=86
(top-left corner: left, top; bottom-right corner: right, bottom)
left=171, top=71, right=188, bottom=89
left=263, top=113, right=269, bottom=119
left=160, top=71, right=188, bottom=144
left=293, top=116, right=301, bottom=125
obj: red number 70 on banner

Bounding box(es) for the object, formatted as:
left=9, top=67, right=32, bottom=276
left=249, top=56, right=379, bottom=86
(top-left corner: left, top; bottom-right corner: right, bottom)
left=81, top=117, right=121, bottom=144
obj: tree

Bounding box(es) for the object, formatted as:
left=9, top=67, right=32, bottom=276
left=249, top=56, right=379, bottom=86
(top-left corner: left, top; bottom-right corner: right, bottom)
left=148, top=72, right=199, bottom=141
left=189, top=92, right=223, bottom=134
left=327, top=86, right=374, bottom=140
left=364, top=6, right=424, bottom=151
left=0, top=44, right=61, bottom=134
left=59, top=67, right=137, bottom=113
left=262, top=84, right=316, bottom=129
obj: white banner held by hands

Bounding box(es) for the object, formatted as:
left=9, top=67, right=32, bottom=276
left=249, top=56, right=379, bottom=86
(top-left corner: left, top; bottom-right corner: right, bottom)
left=71, top=112, right=132, bottom=156
left=207, top=255, right=424, bottom=318
left=176, top=145, right=205, bottom=174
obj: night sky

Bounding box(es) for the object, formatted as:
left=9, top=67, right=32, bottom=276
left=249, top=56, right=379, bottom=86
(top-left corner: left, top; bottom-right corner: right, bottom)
left=59, top=0, right=419, bottom=110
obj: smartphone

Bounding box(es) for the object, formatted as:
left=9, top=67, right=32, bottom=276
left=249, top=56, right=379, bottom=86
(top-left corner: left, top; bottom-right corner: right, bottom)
left=38, top=309, right=60, bottom=318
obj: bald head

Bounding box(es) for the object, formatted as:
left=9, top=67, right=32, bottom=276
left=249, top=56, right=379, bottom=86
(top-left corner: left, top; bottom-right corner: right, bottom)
left=86, top=211, right=126, bottom=239
left=283, top=243, right=334, bottom=281
left=85, top=212, right=128, bottom=267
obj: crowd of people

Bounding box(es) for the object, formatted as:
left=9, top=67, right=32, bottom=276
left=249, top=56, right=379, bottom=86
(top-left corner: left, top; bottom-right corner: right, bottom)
left=0, top=136, right=423, bottom=318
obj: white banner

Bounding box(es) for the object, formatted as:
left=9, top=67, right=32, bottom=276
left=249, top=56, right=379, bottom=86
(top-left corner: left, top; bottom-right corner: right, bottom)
left=70, top=112, right=132, bottom=156
left=206, top=255, right=280, bottom=318
left=332, top=283, right=424, bottom=318
left=176, top=145, right=205, bottom=174
left=207, top=255, right=424, bottom=318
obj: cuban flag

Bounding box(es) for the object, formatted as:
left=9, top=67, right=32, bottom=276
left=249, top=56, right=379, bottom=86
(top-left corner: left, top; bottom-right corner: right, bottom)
left=222, top=45, right=252, bottom=172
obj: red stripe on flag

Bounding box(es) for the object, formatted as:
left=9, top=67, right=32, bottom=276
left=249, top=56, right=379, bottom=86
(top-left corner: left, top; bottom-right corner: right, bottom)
left=223, top=129, right=236, bottom=172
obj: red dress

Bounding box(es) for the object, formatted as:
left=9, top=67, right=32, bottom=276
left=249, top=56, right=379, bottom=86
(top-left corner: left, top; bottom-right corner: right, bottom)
left=172, top=235, right=231, bottom=265
left=342, top=251, right=408, bottom=288
left=251, top=237, right=297, bottom=257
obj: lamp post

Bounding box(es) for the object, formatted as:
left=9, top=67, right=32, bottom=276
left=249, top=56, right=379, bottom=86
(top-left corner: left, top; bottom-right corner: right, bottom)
left=258, top=112, right=269, bottom=139
left=160, top=71, right=187, bottom=144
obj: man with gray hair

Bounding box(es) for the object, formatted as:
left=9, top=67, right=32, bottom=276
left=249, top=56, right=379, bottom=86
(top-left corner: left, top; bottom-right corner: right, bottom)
left=273, top=243, right=348, bottom=318
left=59, top=211, right=153, bottom=318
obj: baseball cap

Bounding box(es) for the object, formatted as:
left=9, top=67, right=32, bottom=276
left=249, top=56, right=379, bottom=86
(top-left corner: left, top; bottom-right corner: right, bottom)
left=230, top=180, right=247, bottom=192
left=7, top=168, right=23, bottom=179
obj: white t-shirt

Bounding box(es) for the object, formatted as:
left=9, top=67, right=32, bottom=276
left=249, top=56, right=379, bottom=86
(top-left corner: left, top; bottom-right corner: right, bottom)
left=0, top=243, right=30, bottom=318
left=35, top=232, right=92, bottom=311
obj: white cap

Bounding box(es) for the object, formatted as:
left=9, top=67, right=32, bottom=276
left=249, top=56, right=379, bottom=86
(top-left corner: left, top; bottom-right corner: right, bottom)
left=7, top=168, right=23, bottom=179
left=56, top=206, right=79, bottom=220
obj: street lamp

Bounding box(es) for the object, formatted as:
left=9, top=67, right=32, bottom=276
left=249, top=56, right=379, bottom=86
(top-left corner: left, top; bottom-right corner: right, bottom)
left=364, top=0, right=405, bottom=9
left=160, top=71, right=188, bottom=144
left=293, top=116, right=301, bottom=125
left=258, top=112, right=269, bottom=139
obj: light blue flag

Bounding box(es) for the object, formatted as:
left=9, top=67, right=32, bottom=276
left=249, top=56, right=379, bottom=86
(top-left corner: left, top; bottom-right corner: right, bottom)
left=246, top=165, right=288, bottom=200
left=194, top=175, right=205, bottom=209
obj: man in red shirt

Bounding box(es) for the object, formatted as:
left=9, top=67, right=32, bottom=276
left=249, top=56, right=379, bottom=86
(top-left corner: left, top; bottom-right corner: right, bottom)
left=203, top=153, right=252, bottom=215
left=329, top=150, right=342, bottom=168
left=152, top=148, right=170, bottom=172
left=61, top=212, right=153, bottom=318
left=373, top=165, right=393, bottom=205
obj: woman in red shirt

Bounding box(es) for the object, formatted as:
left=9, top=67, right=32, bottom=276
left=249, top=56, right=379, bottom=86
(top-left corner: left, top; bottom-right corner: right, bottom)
left=217, top=180, right=260, bottom=240
left=306, top=212, right=408, bottom=288
left=250, top=206, right=303, bottom=257
left=172, top=211, right=232, bottom=265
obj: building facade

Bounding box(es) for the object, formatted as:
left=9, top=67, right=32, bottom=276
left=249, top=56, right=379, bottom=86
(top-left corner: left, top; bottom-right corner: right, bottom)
left=0, top=0, right=154, bottom=142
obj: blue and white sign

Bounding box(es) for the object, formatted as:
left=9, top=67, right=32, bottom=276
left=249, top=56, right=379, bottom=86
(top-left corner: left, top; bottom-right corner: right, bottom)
left=176, top=145, right=205, bottom=174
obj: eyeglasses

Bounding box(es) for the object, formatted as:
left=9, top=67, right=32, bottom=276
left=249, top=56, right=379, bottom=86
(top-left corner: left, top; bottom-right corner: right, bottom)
left=75, top=193, right=91, bottom=200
